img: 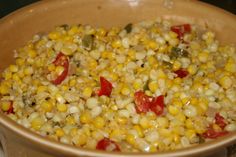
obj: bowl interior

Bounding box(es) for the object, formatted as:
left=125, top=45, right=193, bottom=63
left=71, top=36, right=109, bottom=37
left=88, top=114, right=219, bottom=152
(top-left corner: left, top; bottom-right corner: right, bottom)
left=0, top=0, right=236, bottom=157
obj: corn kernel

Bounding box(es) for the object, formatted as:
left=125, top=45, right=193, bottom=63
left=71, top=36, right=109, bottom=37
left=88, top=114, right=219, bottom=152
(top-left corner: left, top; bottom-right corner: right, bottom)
left=140, top=117, right=150, bottom=129
left=9, top=65, right=18, bottom=73
left=121, top=86, right=130, bottom=96
left=0, top=84, right=9, bottom=95
left=48, top=31, right=60, bottom=40
left=172, top=60, right=181, bottom=71
left=55, top=66, right=64, bottom=75
left=116, top=117, right=128, bottom=125
left=219, top=75, right=232, bottom=89
left=66, top=116, right=76, bottom=125
left=148, top=81, right=158, bottom=93
left=187, top=64, right=197, bottom=75
left=156, top=117, right=169, bottom=128
left=198, top=51, right=209, bottom=63
left=1, top=101, right=11, bottom=112
left=133, top=79, right=142, bottom=90
left=93, top=116, right=105, bottom=129
left=68, top=25, right=79, bottom=35
left=70, top=128, right=78, bottom=137
left=41, top=101, right=53, bottom=112
left=75, top=134, right=87, bottom=146
left=126, top=134, right=136, bottom=145
left=16, top=58, right=25, bottom=66
left=28, top=49, right=37, bottom=58
left=111, top=40, right=122, bottom=48
left=168, top=105, right=179, bottom=115
left=82, top=87, right=93, bottom=98
left=57, top=103, right=67, bottom=112
left=185, top=129, right=196, bottom=140
left=80, top=111, right=92, bottom=124
left=134, top=125, right=144, bottom=137
left=225, top=59, right=236, bottom=73
left=147, top=40, right=158, bottom=50
left=31, top=117, right=43, bottom=130
left=55, top=128, right=64, bottom=137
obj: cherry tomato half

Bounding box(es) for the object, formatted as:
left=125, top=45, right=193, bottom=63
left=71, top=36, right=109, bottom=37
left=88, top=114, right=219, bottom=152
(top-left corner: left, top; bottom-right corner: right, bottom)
left=96, top=138, right=120, bottom=152
left=98, top=77, right=113, bottom=97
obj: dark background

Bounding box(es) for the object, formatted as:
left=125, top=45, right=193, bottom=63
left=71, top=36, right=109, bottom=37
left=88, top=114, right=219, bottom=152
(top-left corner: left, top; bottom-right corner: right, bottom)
left=0, top=0, right=235, bottom=18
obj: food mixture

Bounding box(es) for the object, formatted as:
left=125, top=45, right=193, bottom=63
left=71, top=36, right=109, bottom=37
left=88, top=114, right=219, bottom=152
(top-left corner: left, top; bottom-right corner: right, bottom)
left=0, top=19, right=236, bottom=152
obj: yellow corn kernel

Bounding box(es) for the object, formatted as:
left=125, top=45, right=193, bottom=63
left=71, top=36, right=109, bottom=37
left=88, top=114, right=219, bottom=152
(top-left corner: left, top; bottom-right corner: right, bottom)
left=177, top=113, right=186, bottom=123
left=147, top=40, right=158, bottom=50
left=172, top=99, right=183, bottom=108
left=159, top=128, right=171, bottom=137
left=116, top=117, right=128, bottom=125
left=9, top=64, right=19, bottom=73
left=61, top=47, right=74, bottom=56
left=212, top=124, right=222, bottom=132
left=31, top=117, right=43, bottom=130
left=109, top=73, right=118, bottom=81
left=110, top=129, right=124, bottom=139
left=48, top=31, right=60, bottom=40
left=139, top=117, right=150, bottom=129
left=66, top=116, right=76, bottom=125
left=126, top=134, right=136, bottom=145
left=41, top=101, right=53, bottom=112
left=47, top=64, right=55, bottom=71
left=23, top=67, right=33, bottom=75
left=88, top=59, right=98, bottom=69
left=225, top=59, right=236, bottom=73
left=148, top=57, right=157, bottom=66
left=172, top=60, right=181, bottom=71
left=37, top=86, right=47, bottom=93
left=190, top=97, right=198, bottom=106
left=157, top=69, right=167, bottom=79
left=111, top=40, right=122, bottom=48
left=182, top=97, right=189, bottom=105
left=55, top=128, right=64, bottom=137
left=168, top=105, right=179, bottom=115
left=127, top=50, right=136, bottom=61
left=96, top=28, right=107, bottom=37
left=173, top=134, right=180, bottom=144
left=121, top=86, right=130, bottom=96
left=133, top=79, right=142, bottom=90
left=82, top=87, right=93, bottom=98
left=70, top=128, right=78, bottom=137
left=57, top=103, right=67, bottom=112
left=12, top=74, right=20, bottom=82
left=133, top=125, right=144, bottom=137
left=80, top=111, right=92, bottom=124
left=185, top=118, right=194, bottom=129
left=16, top=58, right=25, bottom=66
left=4, top=71, right=12, bottom=80
left=93, top=116, right=105, bottom=129
left=75, top=134, right=87, bottom=146
left=158, top=45, right=168, bottom=53
left=28, top=49, right=37, bottom=58
left=219, top=75, right=232, bottom=89
left=69, top=79, right=77, bottom=87
left=68, top=25, right=79, bottom=35
left=156, top=117, right=169, bottom=128
left=1, top=101, right=11, bottom=112
left=148, top=81, right=158, bottom=93
left=0, top=84, right=9, bottom=95
left=187, top=64, right=197, bottom=75
left=198, top=51, right=209, bottom=63
left=55, top=66, right=64, bottom=75
left=185, top=129, right=196, bottom=140
left=145, top=90, right=152, bottom=96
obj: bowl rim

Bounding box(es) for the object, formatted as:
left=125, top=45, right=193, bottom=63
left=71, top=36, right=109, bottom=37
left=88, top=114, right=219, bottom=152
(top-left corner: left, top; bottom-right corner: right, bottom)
left=0, top=0, right=236, bottom=156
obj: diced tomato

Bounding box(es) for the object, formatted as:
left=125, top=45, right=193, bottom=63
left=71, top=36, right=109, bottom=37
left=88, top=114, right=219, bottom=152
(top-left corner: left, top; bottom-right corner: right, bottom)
left=134, top=91, right=165, bottom=115
left=202, top=128, right=228, bottom=139
left=149, top=95, right=164, bottom=116
left=174, top=69, right=189, bottom=78
left=215, top=113, right=227, bottom=129
left=96, top=138, right=120, bottom=152
left=98, top=77, right=113, bottom=97
left=51, top=52, right=69, bottom=85
left=171, top=24, right=191, bottom=39
left=6, top=101, right=14, bottom=114
left=134, top=91, right=152, bottom=113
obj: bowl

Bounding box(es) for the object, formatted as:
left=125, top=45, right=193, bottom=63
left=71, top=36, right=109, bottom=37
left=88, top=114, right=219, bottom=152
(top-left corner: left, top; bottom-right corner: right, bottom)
left=0, top=0, right=235, bottom=157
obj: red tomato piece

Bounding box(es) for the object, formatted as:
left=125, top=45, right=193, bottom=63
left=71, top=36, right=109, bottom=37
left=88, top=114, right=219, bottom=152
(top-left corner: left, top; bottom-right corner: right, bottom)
left=96, top=138, right=120, bottom=152
left=51, top=52, right=69, bottom=85
left=98, top=77, right=113, bottom=97
left=171, top=24, right=191, bottom=39
left=149, top=95, right=164, bottom=116
left=174, top=69, right=189, bottom=78
left=134, top=91, right=152, bottom=113
left=6, top=101, right=14, bottom=114
left=202, top=128, right=228, bottom=139
left=215, top=113, right=227, bottom=129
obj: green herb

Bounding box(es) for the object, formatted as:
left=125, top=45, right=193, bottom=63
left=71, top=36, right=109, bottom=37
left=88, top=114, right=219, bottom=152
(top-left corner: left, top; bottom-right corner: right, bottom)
left=82, top=35, right=94, bottom=50
left=124, top=23, right=133, bottom=34
left=170, top=47, right=189, bottom=59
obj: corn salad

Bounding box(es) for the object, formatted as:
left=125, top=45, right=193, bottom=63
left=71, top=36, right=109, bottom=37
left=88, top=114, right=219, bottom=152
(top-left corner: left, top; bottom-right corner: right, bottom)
left=0, top=19, right=236, bottom=152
